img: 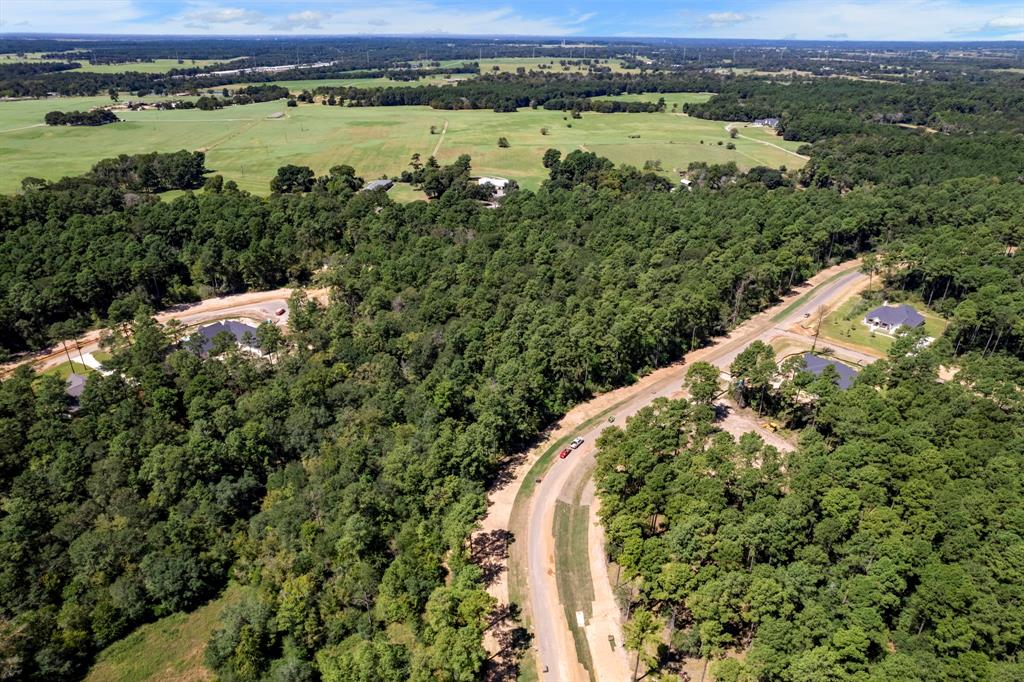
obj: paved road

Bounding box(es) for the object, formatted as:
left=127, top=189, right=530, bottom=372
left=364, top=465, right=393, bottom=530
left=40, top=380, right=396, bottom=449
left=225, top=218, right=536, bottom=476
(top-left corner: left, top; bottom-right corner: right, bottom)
left=523, top=262, right=870, bottom=680
left=1, top=286, right=328, bottom=377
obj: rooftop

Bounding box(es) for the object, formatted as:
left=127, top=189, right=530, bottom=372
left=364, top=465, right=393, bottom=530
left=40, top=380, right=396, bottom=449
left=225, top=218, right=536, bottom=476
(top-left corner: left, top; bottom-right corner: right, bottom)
left=866, top=303, right=925, bottom=328
left=803, top=353, right=859, bottom=390
left=191, top=320, right=260, bottom=354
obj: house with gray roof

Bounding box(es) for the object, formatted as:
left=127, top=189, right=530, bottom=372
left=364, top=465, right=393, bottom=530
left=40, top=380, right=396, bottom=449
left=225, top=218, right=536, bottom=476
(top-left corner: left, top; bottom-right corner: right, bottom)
left=65, top=372, right=88, bottom=399
left=864, top=303, right=925, bottom=334
left=803, top=353, right=859, bottom=390
left=753, top=117, right=780, bottom=128
left=189, top=320, right=262, bottom=356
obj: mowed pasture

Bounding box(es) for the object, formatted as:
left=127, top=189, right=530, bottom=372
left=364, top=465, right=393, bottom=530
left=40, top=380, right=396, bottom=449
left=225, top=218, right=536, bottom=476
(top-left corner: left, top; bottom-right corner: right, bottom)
left=0, top=93, right=806, bottom=194
left=0, top=53, right=236, bottom=73
left=438, top=57, right=639, bottom=74
left=220, top=73, right=469, bottom=93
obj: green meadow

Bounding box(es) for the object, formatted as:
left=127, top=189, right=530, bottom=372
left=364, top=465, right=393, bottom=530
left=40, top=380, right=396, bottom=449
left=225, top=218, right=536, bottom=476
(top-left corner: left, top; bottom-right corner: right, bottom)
left=220, top=73, right=466, bottom=94
left=0, top=93, right=806, bottom=194
left=74, top=58, right=239, bottom=74
left=0, top=53, right=236, bottom=73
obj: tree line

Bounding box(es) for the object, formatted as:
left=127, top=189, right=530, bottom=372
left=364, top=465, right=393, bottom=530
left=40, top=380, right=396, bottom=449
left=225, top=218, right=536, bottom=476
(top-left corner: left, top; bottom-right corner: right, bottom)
left=43, top=109, right=120, bottom=126
left=683, top=77, right=1024, bottom=141
left=313, top=73, right=722, bottom=112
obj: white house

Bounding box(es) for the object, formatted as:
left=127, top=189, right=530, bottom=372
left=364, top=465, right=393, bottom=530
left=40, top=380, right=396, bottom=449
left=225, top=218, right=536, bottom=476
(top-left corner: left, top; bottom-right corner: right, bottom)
left=477, top=176, right=510, bottom=198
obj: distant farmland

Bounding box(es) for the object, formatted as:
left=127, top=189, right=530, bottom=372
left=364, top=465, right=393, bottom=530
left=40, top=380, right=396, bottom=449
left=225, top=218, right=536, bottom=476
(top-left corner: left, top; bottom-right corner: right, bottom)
left=0, top=93, right=806, bottom=194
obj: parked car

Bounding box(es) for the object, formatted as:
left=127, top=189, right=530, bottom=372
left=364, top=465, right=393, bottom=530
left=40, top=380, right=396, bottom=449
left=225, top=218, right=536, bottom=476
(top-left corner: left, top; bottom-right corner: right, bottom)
left=275, top=307, right=287, bottom=316
left=570, top=437, right=584, bottom=449
left=558, top=448, right=572, bottom=459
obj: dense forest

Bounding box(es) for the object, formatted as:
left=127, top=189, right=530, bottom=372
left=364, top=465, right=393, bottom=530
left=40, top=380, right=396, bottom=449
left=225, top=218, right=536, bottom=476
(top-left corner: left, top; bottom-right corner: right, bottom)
left=684, top=77, right=1024, bottom=140
left=595, top=339, right=1024, bottom=680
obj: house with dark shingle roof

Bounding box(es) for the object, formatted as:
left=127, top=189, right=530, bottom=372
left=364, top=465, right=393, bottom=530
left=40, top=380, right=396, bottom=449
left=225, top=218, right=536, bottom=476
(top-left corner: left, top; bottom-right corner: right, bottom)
left=189, top=320, right=262, bottom=356
left=864, top=303, right=925, bottom=334
left=65, top=372, right=87, bottom=399
left=803, top=353, right=859, bottom=390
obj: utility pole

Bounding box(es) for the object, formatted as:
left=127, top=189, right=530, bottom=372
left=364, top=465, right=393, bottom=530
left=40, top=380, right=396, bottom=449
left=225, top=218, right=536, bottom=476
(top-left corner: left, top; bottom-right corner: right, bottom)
left=811, top=305, right=827, bottom=352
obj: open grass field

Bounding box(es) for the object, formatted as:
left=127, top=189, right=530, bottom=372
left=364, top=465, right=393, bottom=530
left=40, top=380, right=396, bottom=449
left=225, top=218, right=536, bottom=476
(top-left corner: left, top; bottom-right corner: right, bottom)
left=220, top=73, right=466, bottom=94
left=0, top=94, right=806, bottom=194
left=85, top=584, right=246, bottom=682
left=439, top=57, right=638, bottom=74
left=820, top=294, right=947, bottom=355
left=0, top=54, right=236, bottom=73
left=74, top=58, right=239, bottom=74
left=594, top=91, right=717, bottom=108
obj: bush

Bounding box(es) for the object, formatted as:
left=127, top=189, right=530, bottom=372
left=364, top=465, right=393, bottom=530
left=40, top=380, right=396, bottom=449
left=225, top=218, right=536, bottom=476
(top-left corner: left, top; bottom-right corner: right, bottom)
left=497, top=137, right=510, bottom=148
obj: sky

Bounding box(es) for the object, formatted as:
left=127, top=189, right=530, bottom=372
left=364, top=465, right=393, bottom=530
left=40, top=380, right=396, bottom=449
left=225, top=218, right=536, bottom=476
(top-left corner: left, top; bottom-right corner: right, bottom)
left=0, top=0, right=1022, bottom=41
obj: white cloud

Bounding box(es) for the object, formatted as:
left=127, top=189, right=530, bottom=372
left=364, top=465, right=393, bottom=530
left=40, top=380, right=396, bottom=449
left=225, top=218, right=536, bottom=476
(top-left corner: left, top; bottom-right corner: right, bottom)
left=678, top=1, right=1024, bottom=41
left=985, top=15, right=1024, bottom=29
left=183, top=7, right=264, bottom=27
left=702, top=11, right=753, bottom=27
left=271, top=10, right=331, bottom=31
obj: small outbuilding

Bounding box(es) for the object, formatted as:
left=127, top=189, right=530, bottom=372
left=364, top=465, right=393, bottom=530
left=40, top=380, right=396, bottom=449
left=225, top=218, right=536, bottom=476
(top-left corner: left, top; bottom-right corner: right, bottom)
left=363, top=179, right=394, bottom=192
left=803, top=353, right=859, bottom=390
left=864, top=304, right=925, bottom=334
left=476, top=176, right=510, bottom=198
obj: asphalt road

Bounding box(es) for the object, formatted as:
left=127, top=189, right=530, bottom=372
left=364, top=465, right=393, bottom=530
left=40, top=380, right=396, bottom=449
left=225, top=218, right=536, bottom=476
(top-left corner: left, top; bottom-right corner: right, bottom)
left=524, top=263, right=869, bottom=680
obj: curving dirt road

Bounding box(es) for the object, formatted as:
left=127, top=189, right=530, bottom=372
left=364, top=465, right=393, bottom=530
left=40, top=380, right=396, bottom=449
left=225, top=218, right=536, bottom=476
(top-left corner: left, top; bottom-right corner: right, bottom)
left=1, top=286, right=329, bottom=377
left=478, top=260, right=873, bottom=680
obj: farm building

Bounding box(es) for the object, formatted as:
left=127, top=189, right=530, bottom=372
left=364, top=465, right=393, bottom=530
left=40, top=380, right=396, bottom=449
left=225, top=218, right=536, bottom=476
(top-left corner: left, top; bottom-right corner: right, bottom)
left=864, top=304, right=925, bottom=334
left=363, top=179, right=394, bottom=192
left=803, top=353, right=859, bottom=390
left=477, top=176, right=510, bottom=197
left=752, top=118, right=780, bottom=128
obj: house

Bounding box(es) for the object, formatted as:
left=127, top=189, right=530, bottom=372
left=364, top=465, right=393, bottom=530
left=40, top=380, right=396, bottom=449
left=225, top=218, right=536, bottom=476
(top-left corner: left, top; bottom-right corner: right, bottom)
left=363, top=179, right=394, bottom=192
left=752, top=117, right=780, bottom=128
left=803, top=353, right=859, bottom=390
left=65, top=373, right=88, bottom=400
left=864, top=303, right=925, bottom=334
left=476, top=176, right=510, bottom=198
left=189, top=320, right=262, bottom=356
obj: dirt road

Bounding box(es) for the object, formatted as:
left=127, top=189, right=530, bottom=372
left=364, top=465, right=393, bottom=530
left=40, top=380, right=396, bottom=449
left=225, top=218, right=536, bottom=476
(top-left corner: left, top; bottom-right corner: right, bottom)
left=1, top=286, right=329, bottom=377
left=477, top=260, right=871, bottom=680
left=724, top=123, right=810, bottom=160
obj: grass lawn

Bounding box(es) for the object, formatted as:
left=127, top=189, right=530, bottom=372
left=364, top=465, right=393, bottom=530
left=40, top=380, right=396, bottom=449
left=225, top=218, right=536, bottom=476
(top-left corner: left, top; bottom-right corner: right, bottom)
left=40, top=359, right=92, bottom=380
left=387, top=183, right=429, bottom=203
left=554, top=480, right=597, bottom=678
left=820, top=295, right=948, bottom=355
left=1, top=95, right=806, bottom=194
left=86, top=584, right=246, bottom=682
